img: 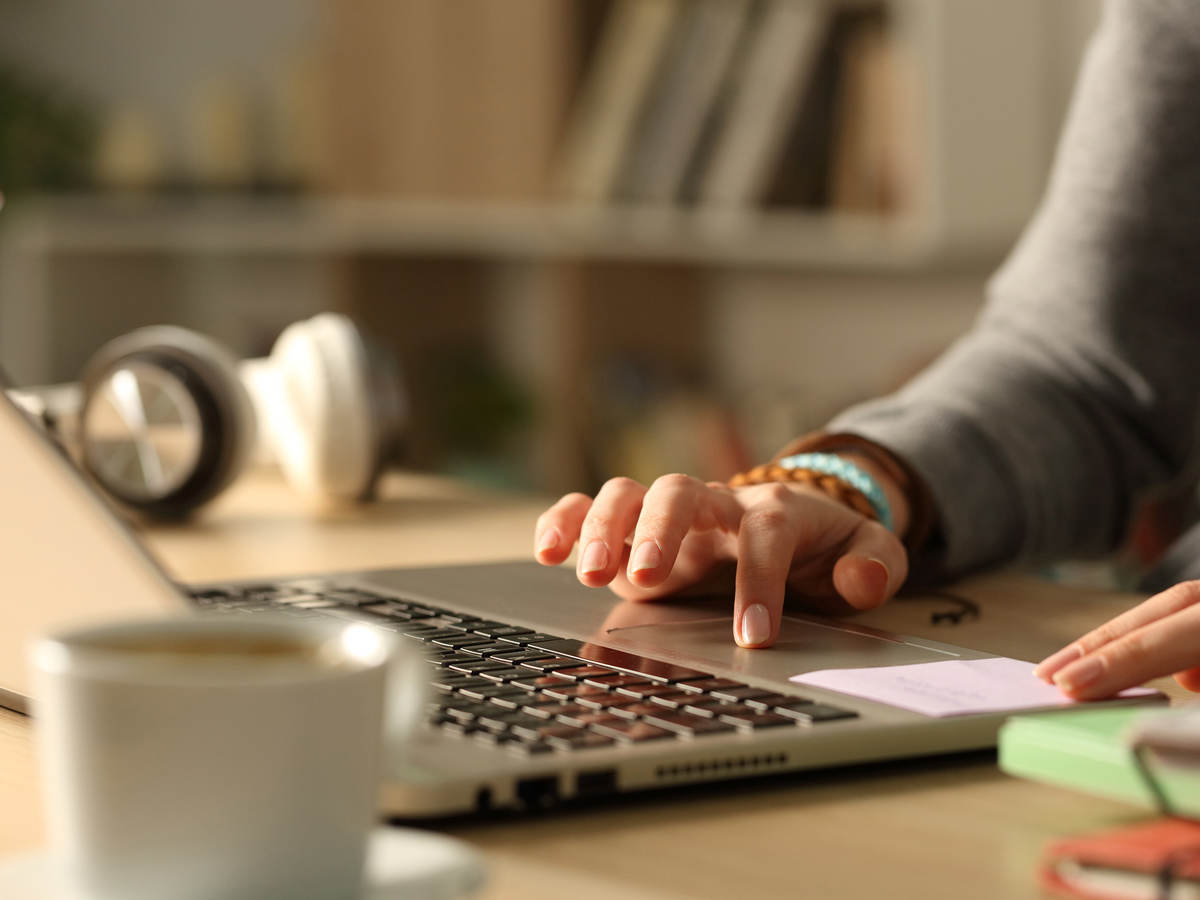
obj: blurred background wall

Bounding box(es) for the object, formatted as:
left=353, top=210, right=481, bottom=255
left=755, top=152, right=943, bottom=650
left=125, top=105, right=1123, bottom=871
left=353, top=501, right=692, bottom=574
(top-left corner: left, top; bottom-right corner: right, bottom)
left=0, top=0, right=1101, bottom=494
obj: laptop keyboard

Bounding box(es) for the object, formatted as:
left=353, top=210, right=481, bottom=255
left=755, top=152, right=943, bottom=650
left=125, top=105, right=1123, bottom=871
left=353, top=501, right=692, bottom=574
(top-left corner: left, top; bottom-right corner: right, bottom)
left=190, top=581, right=859, bottom=756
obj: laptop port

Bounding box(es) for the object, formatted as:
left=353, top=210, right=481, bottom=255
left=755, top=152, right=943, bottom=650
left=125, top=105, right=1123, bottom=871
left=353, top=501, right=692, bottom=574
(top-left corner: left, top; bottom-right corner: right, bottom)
left=575, top=769, right=617, bottom=799
left=515, top=776, right=559, bottom=810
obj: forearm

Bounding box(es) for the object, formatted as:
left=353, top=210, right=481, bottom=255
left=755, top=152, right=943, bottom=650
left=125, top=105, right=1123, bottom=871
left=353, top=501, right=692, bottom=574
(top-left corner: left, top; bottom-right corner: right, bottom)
left=824, top=0, right=1200, bottom=579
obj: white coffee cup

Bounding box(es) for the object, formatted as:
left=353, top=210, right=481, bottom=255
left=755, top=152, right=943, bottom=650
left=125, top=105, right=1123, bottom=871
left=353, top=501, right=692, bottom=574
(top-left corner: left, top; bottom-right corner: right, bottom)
left=31, top=614, right=426, bottom=900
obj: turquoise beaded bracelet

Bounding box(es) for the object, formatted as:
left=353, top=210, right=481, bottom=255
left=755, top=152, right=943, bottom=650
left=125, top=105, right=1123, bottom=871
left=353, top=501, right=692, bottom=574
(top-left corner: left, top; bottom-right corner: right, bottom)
left=776, top=452, right=894, bottom=532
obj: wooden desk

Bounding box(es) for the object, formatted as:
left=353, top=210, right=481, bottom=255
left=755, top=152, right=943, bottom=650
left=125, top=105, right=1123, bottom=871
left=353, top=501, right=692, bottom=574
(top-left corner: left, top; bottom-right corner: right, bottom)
left=0, top=472, right=1179, bottom=899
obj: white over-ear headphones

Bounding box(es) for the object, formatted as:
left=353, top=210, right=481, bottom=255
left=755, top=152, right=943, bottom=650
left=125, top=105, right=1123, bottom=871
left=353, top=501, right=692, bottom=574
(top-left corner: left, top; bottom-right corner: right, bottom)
left=10, top=313, right=405, bottom=518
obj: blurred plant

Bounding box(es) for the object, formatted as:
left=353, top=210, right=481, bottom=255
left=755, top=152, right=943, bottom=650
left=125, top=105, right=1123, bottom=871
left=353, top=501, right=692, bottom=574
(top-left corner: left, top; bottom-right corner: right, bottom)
left=0, top=65, right=95, bottom=195
left=435, top=350, right=533, bottom=454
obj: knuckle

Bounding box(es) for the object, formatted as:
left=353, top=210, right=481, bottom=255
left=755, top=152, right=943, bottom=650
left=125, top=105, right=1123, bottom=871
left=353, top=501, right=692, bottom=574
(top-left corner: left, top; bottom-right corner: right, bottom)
left=583, top=513, right=612, bottom=534
left=654, top=472, right=698, bottom=493
left=1165, top=580, right=1200, bottom=608
left=1111, top=632, right=1152, bottom=668
left=742, top=505, right=791, bottom=533
left=605, top=476, right=641, bottom=494
left=634, top=511, right=675, bottom=538
left=758, top=482, right=794, bottom=503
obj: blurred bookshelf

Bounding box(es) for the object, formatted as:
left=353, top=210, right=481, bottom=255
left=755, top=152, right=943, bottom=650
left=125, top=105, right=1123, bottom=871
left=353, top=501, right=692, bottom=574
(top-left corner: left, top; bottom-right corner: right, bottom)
left=0, top=0, right=1053, bottom=493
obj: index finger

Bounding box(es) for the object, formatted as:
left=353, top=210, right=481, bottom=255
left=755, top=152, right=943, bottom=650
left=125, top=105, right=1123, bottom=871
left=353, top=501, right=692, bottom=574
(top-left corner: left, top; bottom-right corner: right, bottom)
left=1034, top=581, right=1200, bottom=682
left=1053, top=602, right=1200, bottom=699
left=733, top=488, right=798, bottom=649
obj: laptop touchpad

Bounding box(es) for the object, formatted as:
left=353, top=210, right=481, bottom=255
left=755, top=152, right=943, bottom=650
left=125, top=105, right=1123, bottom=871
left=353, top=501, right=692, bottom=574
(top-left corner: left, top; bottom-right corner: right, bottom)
left=596, top=611, right=960, bottom=678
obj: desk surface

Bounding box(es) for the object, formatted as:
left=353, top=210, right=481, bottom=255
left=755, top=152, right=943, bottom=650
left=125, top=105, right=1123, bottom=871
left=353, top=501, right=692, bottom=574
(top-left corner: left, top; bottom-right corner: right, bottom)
left=0, top=471, right=1177, bottom=899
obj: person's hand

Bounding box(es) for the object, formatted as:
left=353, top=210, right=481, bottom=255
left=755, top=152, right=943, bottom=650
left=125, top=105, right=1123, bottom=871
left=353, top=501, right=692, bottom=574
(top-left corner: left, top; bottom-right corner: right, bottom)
left=532, top=473, right=908, bottom=649
left=1035, top=581, right=1200, bottom=698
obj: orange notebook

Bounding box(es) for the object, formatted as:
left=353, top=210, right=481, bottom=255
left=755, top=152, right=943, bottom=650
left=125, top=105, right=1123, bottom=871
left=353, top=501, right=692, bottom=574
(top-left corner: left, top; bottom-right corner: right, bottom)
left=1041, top=819, right=1200, bottom=899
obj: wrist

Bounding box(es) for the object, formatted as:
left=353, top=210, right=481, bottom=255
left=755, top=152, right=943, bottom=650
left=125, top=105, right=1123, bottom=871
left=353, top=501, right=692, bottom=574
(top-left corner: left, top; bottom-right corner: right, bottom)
left=837, top=452, right=910, bottom=538
left=771, top=430, right=935, bottom=556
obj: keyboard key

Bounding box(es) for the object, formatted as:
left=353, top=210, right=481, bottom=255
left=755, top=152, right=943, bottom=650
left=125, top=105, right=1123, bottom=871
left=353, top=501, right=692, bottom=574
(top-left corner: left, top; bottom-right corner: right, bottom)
left=582, top=673, right=653, bottom=690
left=497, top=633, right=564, bottom=647
left=448, top=660, right=517, bottom=676
left=454, top=641, right=518, bottom=657
left=530, top=702, right=590, bottom=720
left=484, top=626, right=536, bottom=639
left=521, top=697, right=574, bottom=718
left=406, top=628, right=467, bottom=642
left=589, top=721, right=677, bottom=743
left=640, top=712, right=737, bottom=738
left=681, top=700, right=725, bottom=718
left=519, top=657, right=591, bottom=673
left=615, top=683, right=692, bottom=701
left=677, top=678, right=748, bottom=694
left=431, top=635, right=498, bottom=650
left=556, top=710, right=623, bottom=728
left=530, top=639, right=712, bottom=683
left=606, top=702, right=665, bottom=720
left=743, top=694, right=814, bottom=712
left=577, top=693, right=643, bottom=711
left=438, top=652, right=484, bottom=666
left=489, top=649, right=557, bottom=664
left=509, top=722, right=587, bottom=743
left=430, top=674, right=493, bottom=693
left=443, top=703, right=495, bottom=723
left=646, top=691, right=700, bottom=710
left=548, top=665, right=621, bottom=682
left=540, top=683, right=609, bottom=702
left=708, top=686, right=776, bottom=704
left=484, top=693, right=529, bottom=711
left=774, top=703, right=858, bottom=724
left=718, top=711, right=797, bottom=730
left=465, top=621, right=515, bottom=636
left=509, top=674, right=568, bottom=692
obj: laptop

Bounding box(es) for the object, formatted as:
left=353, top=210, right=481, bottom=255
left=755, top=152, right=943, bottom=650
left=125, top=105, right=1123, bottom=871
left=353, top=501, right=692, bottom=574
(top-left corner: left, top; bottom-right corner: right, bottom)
left=0, top=380, right=1156, bottom=817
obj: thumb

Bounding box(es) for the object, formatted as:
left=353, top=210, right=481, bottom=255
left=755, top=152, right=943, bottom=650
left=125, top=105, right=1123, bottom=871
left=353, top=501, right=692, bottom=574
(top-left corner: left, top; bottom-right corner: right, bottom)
left=830, top=519, right=907, bottom=610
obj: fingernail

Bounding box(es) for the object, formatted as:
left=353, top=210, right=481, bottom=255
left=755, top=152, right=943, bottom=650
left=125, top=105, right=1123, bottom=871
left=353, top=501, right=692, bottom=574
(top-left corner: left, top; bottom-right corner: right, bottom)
left=1034, top=644, right=1083, bottom=680
left=739, top=604, right=771, bottom=646
left=579, top=540, right=608, bottom=574
left=629, top=541, right=662, bottom=575
left=536, top=528, right=560, bottom=554
left=1054, top=655, right=1104, bottom=692
left=867, top=557, right=890, bottom=581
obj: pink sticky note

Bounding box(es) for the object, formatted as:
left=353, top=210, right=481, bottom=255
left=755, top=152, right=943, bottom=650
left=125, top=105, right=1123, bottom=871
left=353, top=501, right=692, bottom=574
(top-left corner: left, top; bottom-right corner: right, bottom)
left=790, top=656, right=1158, bottom=718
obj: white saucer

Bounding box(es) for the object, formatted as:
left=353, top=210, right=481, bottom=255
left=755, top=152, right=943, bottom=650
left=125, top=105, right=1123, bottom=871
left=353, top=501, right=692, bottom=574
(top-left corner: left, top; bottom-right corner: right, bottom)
left=0, top=827, right=486, bottom=900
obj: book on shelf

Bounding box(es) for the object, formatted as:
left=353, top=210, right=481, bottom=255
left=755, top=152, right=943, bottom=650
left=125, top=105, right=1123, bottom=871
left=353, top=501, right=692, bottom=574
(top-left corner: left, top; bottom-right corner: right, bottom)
left=557, top=0, right=917, bottom=219
left=612, top=0, right=755, bottom=204
left=759, top=4, right=855, bottom=211
left=554, top=0, right=682, bottom=205
left=826, top=7, right=920, bottom=214
left=696, top=0, right=834, bottom=209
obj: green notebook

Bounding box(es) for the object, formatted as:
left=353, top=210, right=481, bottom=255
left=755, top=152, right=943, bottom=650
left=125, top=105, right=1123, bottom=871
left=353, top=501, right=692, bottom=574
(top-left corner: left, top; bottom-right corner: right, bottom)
left=999, top=706, right=1200, bottom=816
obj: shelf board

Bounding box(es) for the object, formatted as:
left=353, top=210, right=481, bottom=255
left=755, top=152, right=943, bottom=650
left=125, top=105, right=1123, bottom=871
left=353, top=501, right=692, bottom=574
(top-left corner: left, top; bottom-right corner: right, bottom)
left=0, top=194, right=998, bottom=272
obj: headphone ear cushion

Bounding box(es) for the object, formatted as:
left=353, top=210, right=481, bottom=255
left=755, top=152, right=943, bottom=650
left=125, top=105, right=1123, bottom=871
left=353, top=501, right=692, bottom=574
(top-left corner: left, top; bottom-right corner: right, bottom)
left=78, top=326, right=256, bottom=517
left=263, top=313, right=378, bottom=500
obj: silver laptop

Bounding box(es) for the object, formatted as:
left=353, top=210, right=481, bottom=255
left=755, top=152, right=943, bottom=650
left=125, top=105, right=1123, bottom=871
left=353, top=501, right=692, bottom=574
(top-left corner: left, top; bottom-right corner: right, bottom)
left=0, top=381, right=1155, bottom=817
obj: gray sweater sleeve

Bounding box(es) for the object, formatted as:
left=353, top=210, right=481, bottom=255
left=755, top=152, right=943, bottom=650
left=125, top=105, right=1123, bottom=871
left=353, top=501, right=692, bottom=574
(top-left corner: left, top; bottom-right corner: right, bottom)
left=828, top=0, right=1200, bottom=578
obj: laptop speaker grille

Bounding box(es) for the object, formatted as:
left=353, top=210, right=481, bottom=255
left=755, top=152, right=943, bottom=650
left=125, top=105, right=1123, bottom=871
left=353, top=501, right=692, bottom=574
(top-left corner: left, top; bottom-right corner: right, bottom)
left=655, top=752, right=789, bottom=781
